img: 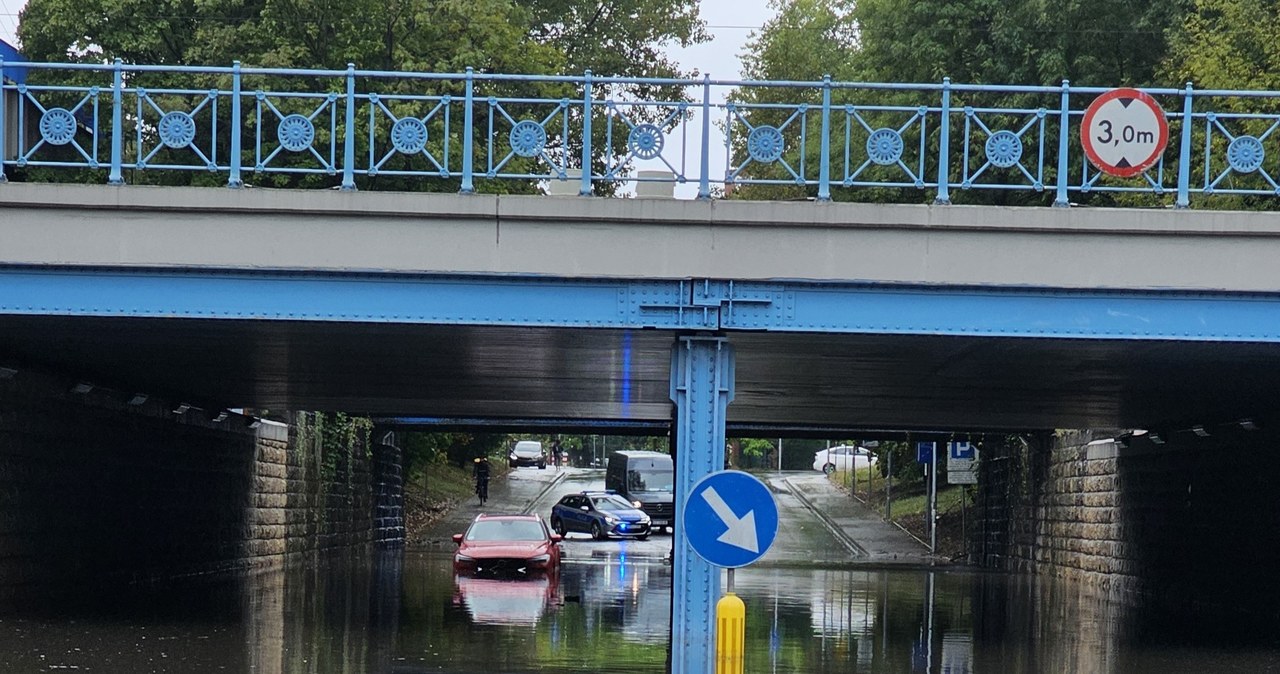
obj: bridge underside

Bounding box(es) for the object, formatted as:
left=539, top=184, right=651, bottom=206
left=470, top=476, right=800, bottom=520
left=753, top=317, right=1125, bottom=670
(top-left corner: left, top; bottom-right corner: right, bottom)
left=2, top=314, right=1277, bottom=435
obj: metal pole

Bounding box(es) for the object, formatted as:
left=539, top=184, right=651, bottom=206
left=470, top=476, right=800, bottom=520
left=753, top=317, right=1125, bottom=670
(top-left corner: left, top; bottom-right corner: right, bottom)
left=777, top=437, right=782, bottom=471
left=885, top=447, right=893, bottom=520
left=932, top=455, right=939, bottom=554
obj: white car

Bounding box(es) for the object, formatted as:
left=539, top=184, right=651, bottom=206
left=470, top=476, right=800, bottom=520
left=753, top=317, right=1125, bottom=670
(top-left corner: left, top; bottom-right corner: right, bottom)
left=813, top=445, right=875, bottom=474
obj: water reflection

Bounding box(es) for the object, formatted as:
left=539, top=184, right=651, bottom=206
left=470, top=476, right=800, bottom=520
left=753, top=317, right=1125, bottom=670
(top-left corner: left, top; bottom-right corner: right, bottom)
left=1, top=549, right=1279, bottom=673
left=453, top=573, right=558, bottom=626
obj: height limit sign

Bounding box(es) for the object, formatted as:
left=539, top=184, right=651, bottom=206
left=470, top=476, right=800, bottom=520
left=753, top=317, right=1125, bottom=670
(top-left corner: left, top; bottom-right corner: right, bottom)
left=1081, top=88, right=1169, bottom=178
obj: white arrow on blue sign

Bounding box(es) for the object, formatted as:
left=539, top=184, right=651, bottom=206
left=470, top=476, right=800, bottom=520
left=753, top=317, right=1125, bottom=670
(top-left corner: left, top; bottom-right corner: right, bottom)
left=683, top=470, right=779, bottom=568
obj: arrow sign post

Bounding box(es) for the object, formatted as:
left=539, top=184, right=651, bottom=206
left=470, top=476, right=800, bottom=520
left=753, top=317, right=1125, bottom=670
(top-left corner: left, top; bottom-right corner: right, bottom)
left=1081, top=88, right=1169, bottom=178
left=683, top=470, right=779, bottom=569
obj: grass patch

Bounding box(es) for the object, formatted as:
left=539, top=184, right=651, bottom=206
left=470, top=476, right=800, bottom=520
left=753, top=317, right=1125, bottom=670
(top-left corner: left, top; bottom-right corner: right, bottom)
left=830, top=467, right=975, bottom=559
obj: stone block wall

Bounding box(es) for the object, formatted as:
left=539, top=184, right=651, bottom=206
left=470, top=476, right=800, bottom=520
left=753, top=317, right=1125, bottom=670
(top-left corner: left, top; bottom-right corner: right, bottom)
left=973, top=426, right=1280, bottom=611
left=0, top=366, right=403, bottom=601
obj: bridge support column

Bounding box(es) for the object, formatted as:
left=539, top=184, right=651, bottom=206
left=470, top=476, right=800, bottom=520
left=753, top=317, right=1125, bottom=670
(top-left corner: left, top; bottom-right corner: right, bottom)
left=669, top=335, right=735, bottom=674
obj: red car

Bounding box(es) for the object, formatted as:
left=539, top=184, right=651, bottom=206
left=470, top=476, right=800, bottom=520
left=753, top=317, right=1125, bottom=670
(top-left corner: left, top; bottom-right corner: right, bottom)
left=452, top=514, right=562, bottom=576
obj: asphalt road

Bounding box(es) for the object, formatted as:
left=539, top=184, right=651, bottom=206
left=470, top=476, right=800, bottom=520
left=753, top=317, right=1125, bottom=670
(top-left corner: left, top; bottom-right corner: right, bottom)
left=414, top=465, right=933, bottom=567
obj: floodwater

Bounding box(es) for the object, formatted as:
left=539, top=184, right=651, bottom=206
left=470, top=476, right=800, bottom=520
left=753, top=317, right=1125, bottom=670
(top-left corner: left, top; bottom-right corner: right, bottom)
left=1, top=548, right=1279, bottom=673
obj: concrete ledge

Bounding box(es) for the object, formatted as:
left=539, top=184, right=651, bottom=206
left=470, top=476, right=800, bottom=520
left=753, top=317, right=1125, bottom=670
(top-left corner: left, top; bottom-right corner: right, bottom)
left=6, top=183, right=1280, bottom=289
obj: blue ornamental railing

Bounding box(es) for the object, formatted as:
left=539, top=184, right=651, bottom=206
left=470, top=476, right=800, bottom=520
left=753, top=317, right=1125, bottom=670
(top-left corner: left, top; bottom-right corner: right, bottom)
left=3, top=58, right=1280, bottom=207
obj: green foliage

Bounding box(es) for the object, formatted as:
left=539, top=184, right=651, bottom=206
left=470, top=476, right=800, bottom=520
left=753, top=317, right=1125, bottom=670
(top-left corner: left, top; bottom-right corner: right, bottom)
left=16, top=0, right=707, bottom=192
left=730, top=0, right=1193, bottom=206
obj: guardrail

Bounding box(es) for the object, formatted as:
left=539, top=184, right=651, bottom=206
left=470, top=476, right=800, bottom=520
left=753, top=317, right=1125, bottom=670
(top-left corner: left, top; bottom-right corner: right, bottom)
left=3, top=59, right=1279, bottom=207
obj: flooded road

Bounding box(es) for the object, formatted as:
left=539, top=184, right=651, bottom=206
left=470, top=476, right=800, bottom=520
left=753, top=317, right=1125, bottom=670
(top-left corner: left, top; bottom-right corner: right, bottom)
left=3, top=467, right=1280, bottom=672
left=3, top=548, right=1280, bottom=673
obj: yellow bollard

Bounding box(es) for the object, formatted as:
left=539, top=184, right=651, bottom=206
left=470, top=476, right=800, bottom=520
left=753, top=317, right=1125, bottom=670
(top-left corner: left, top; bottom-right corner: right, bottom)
left=716, top=591, right=746, bottom=674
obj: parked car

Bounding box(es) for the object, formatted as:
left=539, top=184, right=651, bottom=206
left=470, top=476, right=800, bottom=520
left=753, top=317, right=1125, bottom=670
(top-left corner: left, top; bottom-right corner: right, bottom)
left=813, top=445, right=876, bottom=474
left=550, top=491, right=652, bottom=540
left=452, top=513, right=562, bottom=576
left=605, top=450, right=674, bottom=532
left=509, top=440, right=547, bottom=469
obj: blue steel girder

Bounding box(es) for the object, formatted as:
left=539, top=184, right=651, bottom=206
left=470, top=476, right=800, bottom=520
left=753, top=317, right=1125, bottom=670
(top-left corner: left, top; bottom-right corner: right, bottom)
left=709, top=282, right=1280, bottom=343
left=2, top=268, right=1280, bottom=342
left=669, top=336, right=735, bottom=674
left=0, top=269, right=720, bottom=330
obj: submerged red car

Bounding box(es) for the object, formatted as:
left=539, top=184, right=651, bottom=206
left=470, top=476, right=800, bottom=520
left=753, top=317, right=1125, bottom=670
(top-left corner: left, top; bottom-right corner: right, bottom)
left=452, top=513, right=562, bottom=576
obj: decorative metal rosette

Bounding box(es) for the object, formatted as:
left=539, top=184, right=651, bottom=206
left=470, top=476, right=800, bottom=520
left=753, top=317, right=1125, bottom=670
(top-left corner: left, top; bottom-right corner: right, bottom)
left=158, top=111, right=196, bottom=149
left=865, top=128, right=903, bottom=166
left=628, top=123, right=665, bottom=160
left=1227, top=135, right=1265, bottom=174
left=391, top=117, right=428, bottom=154
left=509, top=120, right=547, bottom=158
left=39, top=108, right=77, bottom=146
left=277, top=114, right=315, bottom=152
left=984, top=130, right=1023, bottom=169
left=747, top=125, right=785, bottom=163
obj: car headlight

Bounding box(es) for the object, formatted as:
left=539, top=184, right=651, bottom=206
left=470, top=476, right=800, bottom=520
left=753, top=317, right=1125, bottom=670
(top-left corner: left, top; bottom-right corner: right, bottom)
left=529, top=554, right=550, bottom=563
left=455, top=553, right=474, bottom=562
left=605, top=516, right=618, bottom=524
left=639, top=515, right=651, bottom=524
left=632, top=500, right=642, bottom=508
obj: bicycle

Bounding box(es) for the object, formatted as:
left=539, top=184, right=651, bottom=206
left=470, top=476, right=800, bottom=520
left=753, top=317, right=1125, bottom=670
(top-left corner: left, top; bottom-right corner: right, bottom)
left=475, top=477, right=489, bottom=505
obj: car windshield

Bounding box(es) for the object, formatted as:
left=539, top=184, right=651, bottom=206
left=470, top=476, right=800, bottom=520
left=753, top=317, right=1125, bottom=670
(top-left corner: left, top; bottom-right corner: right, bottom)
left=627, top=469, right=674, bottom=493
left=591, top=495, right=636, bottom=511
left=466, top=520, right=546, bottom=542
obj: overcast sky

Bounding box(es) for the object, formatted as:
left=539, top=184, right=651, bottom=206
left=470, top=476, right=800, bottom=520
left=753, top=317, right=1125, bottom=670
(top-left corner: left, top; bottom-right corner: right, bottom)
left=0, top=0, right=776, bottom=197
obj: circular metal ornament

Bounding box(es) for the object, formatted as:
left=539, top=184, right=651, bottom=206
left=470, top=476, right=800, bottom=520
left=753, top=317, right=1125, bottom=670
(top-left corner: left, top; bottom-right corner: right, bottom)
left=1227, top=135, right=1265, bottom=174
left=865, top=128, right=903, bottom=166
left=985, top=130, right=1023, bottom=168
left=391, top=117, right=428, bottom=154
left=509, top=120, right=547, bottom=158
left=39, top=108, right=77, bottom=146
left=747, top=125, right=785, bottom=163
left=158, top=111, right=197, bottom=149
left=628, top=123, right=665, bottom=160
left=277, top=114, right=315, bottom=152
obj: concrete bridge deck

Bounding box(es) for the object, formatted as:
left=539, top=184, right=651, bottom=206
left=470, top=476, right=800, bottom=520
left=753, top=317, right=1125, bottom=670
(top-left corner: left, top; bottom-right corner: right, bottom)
left=4, top=183, right=1280, bottom=292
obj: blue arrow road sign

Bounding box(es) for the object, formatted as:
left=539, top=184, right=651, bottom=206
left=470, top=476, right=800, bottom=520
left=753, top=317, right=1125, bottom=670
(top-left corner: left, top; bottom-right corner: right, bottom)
left=916, top=441, right=936, bottom=464
left=683, top=470, right=779, bottom=568
left=949, top=441, right=975, bottom=460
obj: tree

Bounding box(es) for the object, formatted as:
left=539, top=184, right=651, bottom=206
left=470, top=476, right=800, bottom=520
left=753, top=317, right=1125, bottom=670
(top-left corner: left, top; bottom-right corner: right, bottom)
left=14, top=0, right=706, bottom=191
left=730, top=0, right=1191, bottom=205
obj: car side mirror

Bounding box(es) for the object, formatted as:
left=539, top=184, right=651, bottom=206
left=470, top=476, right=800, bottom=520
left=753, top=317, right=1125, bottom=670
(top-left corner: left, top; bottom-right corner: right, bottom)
left=550, top=534, right=563, bottom=543
left=580, top=506, right=590, bottom=512
left=452, top=533, right=463, bottom=545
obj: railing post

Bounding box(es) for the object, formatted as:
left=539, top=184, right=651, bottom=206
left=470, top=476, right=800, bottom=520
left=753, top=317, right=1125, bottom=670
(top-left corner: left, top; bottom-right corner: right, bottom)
left=698, top=74, right=712, bottom=199
left=461, top=67, right=474, bottom=194
left=1053, top=79, right=1070, bottom=207
left=0, top=56, right=7, bottom=184
left=934, top=77, right=951, bottom=205
left=108, top=58, right=125, bottom=185
left=228, top=61, right=243, bottom=188
left=579, top=69, right=593, bottom=196
left=817, top=75, right=832, bottom=201
left=1176, top=82, right=1194, bottom=209
left=341, top=63, right=356, bottom=191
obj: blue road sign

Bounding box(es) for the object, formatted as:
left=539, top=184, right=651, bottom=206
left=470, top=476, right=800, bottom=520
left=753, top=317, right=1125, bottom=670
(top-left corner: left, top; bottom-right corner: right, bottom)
left=683, top=470, right=779, bottom=568
left=916, top=441, right=936, bottom=464
left=949, top=441, right=975, bottom=460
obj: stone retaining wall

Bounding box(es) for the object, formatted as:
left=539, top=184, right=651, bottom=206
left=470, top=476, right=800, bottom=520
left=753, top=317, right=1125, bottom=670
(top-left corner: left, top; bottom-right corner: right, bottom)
left=974, top=427, right=1280, bottom=610
left=0, top=366, right=403, bottom=601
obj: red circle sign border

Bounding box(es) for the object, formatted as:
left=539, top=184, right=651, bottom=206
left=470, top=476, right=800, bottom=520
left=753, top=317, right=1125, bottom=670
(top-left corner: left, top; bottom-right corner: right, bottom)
left=1080, top=88, right=1169, bottom=179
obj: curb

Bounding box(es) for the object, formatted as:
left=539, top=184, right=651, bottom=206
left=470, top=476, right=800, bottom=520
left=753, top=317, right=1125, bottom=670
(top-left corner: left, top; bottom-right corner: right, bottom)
left=520, top=470, right=569, bottom=515
left=782, top=477, right=869, bottom=558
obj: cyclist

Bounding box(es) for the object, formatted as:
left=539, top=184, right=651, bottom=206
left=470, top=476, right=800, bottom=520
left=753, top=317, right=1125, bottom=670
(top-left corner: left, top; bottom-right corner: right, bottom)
left=472, top=456, right=491, bottom=505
